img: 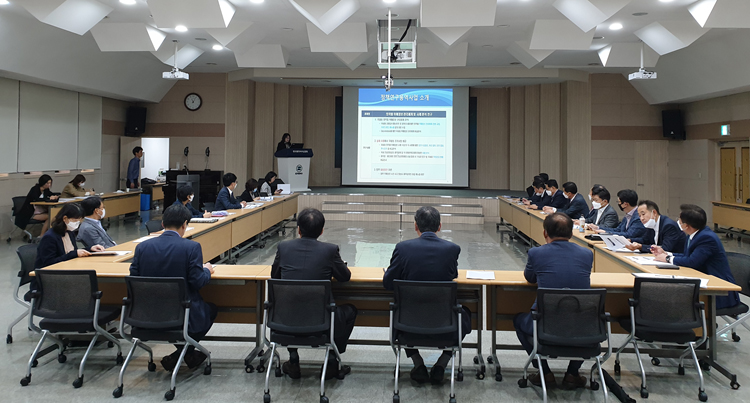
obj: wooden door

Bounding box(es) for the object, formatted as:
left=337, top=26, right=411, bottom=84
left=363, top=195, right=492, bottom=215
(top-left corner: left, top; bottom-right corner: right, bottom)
left=720, top=148, right=737, bottom=203
left=635, top=141, right=669, bottom=211
left=742, top=147, right=749, bottom=202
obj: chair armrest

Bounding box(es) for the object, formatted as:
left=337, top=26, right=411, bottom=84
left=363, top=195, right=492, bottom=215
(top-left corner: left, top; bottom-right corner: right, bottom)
left=697, top=301, right=705, bottom=309
left=264, top=301, right=271, bottom=310
left=182, top=299, right=191, bottom=308
left=531, top=309, right=540, bottom=321
left=122, top=297, right=130, bottom=306
left=328, top=302, right=337, bottom=312
left=628, top=298, right=637, bottom=307
left=602, top=312, right=616, bottom=322
left=92, top=291, right=103, bottom=300
left=389, top=302, right=396, bottom=311
left=453, top=304, right=463, bottom=312
left=29, top=290, right=41, bottom=300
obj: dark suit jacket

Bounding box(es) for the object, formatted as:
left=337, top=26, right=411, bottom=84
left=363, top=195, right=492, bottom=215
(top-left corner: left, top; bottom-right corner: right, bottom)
left=525, top=240, right=593, bottom=308
left=526, top=186, right=535, bottom=199
left=17, top=186, right=59, bottom=229
left=559, top=193, right=588, bottom=220
left=129, top=231, right=213, bottom=334
left=214, top=187, right=242, bottom=210
left=35, top=229, right=79, bottom=268
left=546, top=190, right=568, bottom=210
left=277, top=141, right=291, bottom=152
left=601, top=210, right=649, bottom=243
left=171, top=200, right=203, bottom=218
left=239, top=189, right=259, bottom=202
left=530, top=193, right=551, bottom=209
left=271, top=237, right=351, bottom=282
left=673, top=227, right=740, bottom=309
left=383, top=232, right=461, bottom=291
left=639, top=215, right=686, bottom=254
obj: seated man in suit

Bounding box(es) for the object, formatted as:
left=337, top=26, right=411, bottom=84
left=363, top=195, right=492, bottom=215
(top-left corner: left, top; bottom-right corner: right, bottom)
left=130, top=204, right=217, bottom=371
left=77, top=196, right=116, bottom=249
left=523, top=179, right=550, bottom=210
left=590, top=189, right=648, bottom=243
left=525, top=173, right=547, bottom=199
left=654, top=204, right=740, bottom=310
left=585, top=187, right=619, bottom=229
left=383, top=206, right=471, bottom=385
left=544, top=181, right=588, bottom=220
left=625, top=200, right=686, bottom=253
left=585, top=184, right=606, bottom=221
left=514, top=212, right=593, bottom=389
left=173, top=185, right=211, bottom=218
left=215, top=172, right=246, bottom=210
left=271, top=208, right=357, bottom=380
left=541, top=179, right=568, bottom=210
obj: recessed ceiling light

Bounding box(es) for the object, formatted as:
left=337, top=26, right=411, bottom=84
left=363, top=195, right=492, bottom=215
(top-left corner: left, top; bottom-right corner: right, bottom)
left=510, top=62, right=521, bottom=65
left=383, top=0, right=396, bottom=3
left=250, top=0, right=264, bottom=3
left=212, top=44, right=223, bottom=50
left=659, top=0, right=674, bottom=2
left=175, top=25, right=188, bottom=32
left=593, top=36, right=604, bottom=40
left=195, top=37, right=207, bottom=41
left=609, top=22, right=623, bottom=30
left=119, top=0, right=136, bottom=4
left=385, top=13, right=399, bottom=17
left=281, top=27, right=293, bottom=31
left=497, top=24, right=509, bottom=28
left=0, top=0, right=9, bottom=4
left=360, top=63, right=366, bottom=66
left=632, top=12, right=648, bottom=16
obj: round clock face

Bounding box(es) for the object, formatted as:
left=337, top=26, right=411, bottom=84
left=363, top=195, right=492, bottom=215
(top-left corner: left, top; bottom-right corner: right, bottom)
left=185, top=93, right=202, bottom=111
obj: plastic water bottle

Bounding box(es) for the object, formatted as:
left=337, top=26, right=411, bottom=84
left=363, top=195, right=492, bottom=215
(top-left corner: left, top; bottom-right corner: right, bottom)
left=579, top=215, right=585, bottom=233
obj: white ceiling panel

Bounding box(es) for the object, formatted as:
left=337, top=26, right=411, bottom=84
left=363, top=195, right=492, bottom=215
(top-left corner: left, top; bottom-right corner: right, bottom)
left=420, top=27, right=472, bottom=53
left=507, top=41, right=554, bottom=68
left=597, top=43, right=658, bottom=68
left=689, top=0, right=750, bottom=28
left=91, top=23, right=166, bottom=51
left=420, top=0, right=496, bottom=28
left=417, top=42, right=468, bottom=68
left=635, top=21, right=710, bottom=56
left=235, top=44, right=289, bottom=68
left=553, top=0, right=630, bottom=32
left=288, top=0, right=360, bottom=35
left=307, top=23, right=368, bottom=53
left=152, top=43, right=205, bottom=69
left=148, top=0, right=235, bottom=29
left=18, top=0, right=112, bottom=35
left=529, top=20, right=595, bottom=50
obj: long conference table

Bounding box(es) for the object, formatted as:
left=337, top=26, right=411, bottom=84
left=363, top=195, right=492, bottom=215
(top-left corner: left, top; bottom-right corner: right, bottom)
left=712, top=200, right=750, bottom=236
left=31, top=191, right=143, bottom=227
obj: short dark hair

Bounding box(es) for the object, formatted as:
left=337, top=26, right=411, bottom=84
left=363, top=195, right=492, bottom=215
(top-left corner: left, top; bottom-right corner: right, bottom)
left=222, top=172, right=237, bottom=187
left=533, top=175, right=543, bottom=183
left=563, top=182, right=578, bottom=194
left=532, top=179, right=545, bottom=189
left=539, top=173, right=549, bottom=182
left=51, top=203, right=84, bottom=236
left=69, top=174, right=86, bottom=187
left=38, top=174, right=53, bottom=187
left=133, top=146, right=143, bottom=155
left=297, top=208, right=325, bottom=238
left=162, top=204, right=192, bottom=230
left=617, top=189, right=638, bottom=207
left=415, top=206, right=441, bottom=233
left=679, top=204, right=707, bottom=229
left=245, top=178, right=259, bottom=192
left=176, top=185, right=194, bottom=202
left=591, top=184, right=605, bottom=195
left=543, top=212, right=573, bottom=239
left=638, top=200, right=660, bottom=215
left=594, top=188, right=611, bottom=202
left=545, top=179, right=558, bottom=189
left=81, top=196, right=103, bottom=216
left=265, top=171, right=277, bottom=183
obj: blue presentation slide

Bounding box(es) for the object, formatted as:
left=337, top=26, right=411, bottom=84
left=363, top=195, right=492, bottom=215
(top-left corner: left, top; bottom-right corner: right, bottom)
left=357, top=88, right=453, bottom=184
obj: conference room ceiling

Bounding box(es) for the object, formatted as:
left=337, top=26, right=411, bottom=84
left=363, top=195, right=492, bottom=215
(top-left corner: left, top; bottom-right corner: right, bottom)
left=2, top=0, right=750, bottom=104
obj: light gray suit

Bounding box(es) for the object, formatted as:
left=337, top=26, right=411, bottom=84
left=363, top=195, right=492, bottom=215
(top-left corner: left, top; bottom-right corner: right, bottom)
left=585, top=204, right=620, bottom=229
left=77, top=218, right=116, bottom=249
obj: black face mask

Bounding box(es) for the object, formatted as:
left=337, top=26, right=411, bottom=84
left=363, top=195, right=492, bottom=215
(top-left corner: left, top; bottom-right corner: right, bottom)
left=618, top=203, right=625, bottom=211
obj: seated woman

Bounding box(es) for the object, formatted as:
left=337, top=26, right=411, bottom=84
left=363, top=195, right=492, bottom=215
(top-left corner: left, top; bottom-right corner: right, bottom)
left=172, top=185, right=211, bottom=218
left=17, top=174, right=60, bottom=235
left=260, top=171, right=283, bottom=196
left=35, top=203, right=100, bottom=270
left=60, top=174, right=93, bottom=198
left=240, top=179, right=260, bottom=202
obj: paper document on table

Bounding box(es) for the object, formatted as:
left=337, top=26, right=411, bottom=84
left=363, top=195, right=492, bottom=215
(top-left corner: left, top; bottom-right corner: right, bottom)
left=466, top=271, right=495, bottom=280
left=600, top=234, right=632, bottom=252
left=90, top=251, right=131, bottom=256
left=58, top=198, right=76, bottom=202
left=133, top=235, right=158, bottom=243
left=633, top=273, right=708, bottom=289
left=627, top=255, right=678, bottom=268
left=244, top=203, right=263, bottom=209
left=186, top=227, right=194, bottom=231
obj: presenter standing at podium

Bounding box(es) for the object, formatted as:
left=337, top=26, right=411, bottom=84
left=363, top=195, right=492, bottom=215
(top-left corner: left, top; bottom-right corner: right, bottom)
left=276, top=133, right=292, bottom=152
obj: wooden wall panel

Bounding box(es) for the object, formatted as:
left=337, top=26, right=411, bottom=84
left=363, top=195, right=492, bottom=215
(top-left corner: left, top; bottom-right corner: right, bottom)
left=509, top=87, right=525, bottom=191
left=562, top=80, right=592, bottom=189
left=272, top=84, right=289, bottom=172
left=253, top=82, right=275, bottom=179
left=540, top=83, right=561, bottom=181
left=524, top=85, right=541, bottom=183
left=246, top=80, right=255, bottom=180
left=303, top=87, right=342, bottom=186
left=635, top=140, right=669, bottom=209
left=470, top=88, right=510, bottom=189
left=224, top=78, right=249, bottom=178
left=288, top=85, right=304, bottom=143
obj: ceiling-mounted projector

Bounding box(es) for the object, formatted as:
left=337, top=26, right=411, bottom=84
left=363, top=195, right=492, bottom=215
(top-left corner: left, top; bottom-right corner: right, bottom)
left=628, top=68, right=657, bottom=81
left=163, top=67, right=189, bottom=80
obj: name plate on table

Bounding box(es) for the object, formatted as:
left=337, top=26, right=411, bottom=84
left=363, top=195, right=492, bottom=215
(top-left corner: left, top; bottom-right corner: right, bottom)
left=274, top=149, right=313, bottom=158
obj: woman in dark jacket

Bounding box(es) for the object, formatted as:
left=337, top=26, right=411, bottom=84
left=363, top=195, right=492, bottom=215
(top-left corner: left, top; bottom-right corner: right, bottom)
left=35, top=203, right=99, bottom=269
left=239, top=179, right=260, bottom=202
left=17, top=175, right=60, bottom=234
left=276, top=133, right=292, bottom=152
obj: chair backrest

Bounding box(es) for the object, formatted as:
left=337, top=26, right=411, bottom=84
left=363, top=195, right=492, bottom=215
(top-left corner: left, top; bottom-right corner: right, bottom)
left=145, top=220, right=163, bottom=234
left=32, top=270, right=99, bottom=319
left=203, top=202, right=215, bottom=212
left=726, top=252, right=750, bottom=296
left=11, top=196, right=26, bottom=218
left=266, top=279, right=331, bottom=335
left=392, top=280, right=458, bottom=335
left=536, top=288, right=608, bottom=346
left=16, top=244, right=38, bottom=287
left=124, top=276, right=188, bottom=329
left=632, top=278, right=702, bottom=331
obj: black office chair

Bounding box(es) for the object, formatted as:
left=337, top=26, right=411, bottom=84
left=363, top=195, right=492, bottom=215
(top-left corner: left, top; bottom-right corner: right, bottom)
left=145, top=220, right=163, bottom=234
left=202, top=202, right=215, bottom=212
left=390, top=280, right=464, bottom=403
left=7, top=196, right=43, bottom=243
left=19, top=269, right=123, bottom=388
left=716, top=252, right=750, bottom=342
left=517, top=288, right=611, bottom=403
left=7, top=244, right=38, bottom=344
left=114, top=276, right=212, bottom=401
left=613, top=278, right=708, bottom=401
left=261, top=279, right=343, bottom=403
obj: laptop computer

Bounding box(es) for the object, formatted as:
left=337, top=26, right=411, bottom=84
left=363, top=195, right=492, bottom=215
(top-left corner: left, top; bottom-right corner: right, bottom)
left=277, top=184, right=292, bottom=195
left=290, top=143, right=304, bottom=149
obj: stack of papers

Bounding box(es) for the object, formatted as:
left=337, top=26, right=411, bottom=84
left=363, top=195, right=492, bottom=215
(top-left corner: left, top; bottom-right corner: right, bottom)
left=466, top=271, right=495, bottom=280
left=58, top=198, right=76, bottom=202
left=133, top=235, right=158, bottom=243
left=600, top=234, right=633, bottom=252
left=90, top=251, right=131, bottom=256
left=633, top=273, right=708, bottom=289
left=243, top=203, right=263, bottom=209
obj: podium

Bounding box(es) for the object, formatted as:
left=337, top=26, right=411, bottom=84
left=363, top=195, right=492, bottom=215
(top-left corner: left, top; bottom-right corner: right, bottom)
left=275, top=148, right=313, bottom=192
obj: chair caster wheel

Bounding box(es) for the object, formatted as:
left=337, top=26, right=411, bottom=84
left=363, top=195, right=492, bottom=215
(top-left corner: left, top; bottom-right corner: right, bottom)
left=699, top=391, right=708, bottom=402
left=320, top=396, right=329, bottom=403
left=6, top=335, right=12, bottom=344
left=263, top=393, right=271, bottom=403
left=204, top=365, right=212, bottom=375
left=148, top=362, right=156, bottom=372
left=275, top=367, right=282, bottom=377
left=473, top=356, right=479, bottom=365
left=678, top=365, right=685, bottom=375
left=518, top=378, right=528, bottom=388
left=393, top=394, right=400, bottom=403
left=487, top=356, right=494, bottom=364
left=245, top=365, right=254, bottom=373
left=495, top=373, right=503, bottom=382
left=108, top=341, right=115, bottom=348
left=651, top=357, right=660, bottom=366
left=449, top=397, right=456, bottom=403
left=20, top=376, right=31, bottom=386
left=475, top=371, right=484, bottom=380
left=165, top=388, right=175, bottom=401
left=730, top=381, right=740, bottom=390
left=116, top=353, right=124, bottom=365
left=72, top=376, right=83, bottom=388
left=113, top=386, right=123, bottom=398
left=614, top=362, right=621, bottom=375
left=58, top=354, right=67, bottom=363
left=257, top=366, right=266, bottom=373
left=640, top=387, right=649, bottom=398
left=32, top=359, right=38, bottom=368
left=457, top=371, right=464, bottom=382
left=699, top=360, right=710, bottom=371
left=732, top=333, right=741, bottom=342
left=590, top=381, right=600, bottom=391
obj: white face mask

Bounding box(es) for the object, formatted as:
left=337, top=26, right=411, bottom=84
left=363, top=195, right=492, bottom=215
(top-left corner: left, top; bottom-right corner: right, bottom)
left=643, top=212, right=656, bottom=229
left=563, top=193, right=569, bottom=199
left=592, top=201, right=602, bottom=210
left=678, top=219, right=685, bottom=232
left=66, top=220, right=80, bottom=231
left=588, top=194, right=592, bottom=201
left=99, top=208, right=106, bottom=219
left=535, top=192, right=543, bottom=196
left=80, top=182, right=85, bottom=187
left=188, top=195, right=194, bottom=202
left=545, top=190, right=552, bottom=196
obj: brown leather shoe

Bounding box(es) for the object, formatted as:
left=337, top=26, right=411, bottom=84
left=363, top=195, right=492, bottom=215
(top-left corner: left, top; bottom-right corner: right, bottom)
left=529, top=371, right=556, bottom=388
left=561, top=373, right=587, bottom=390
